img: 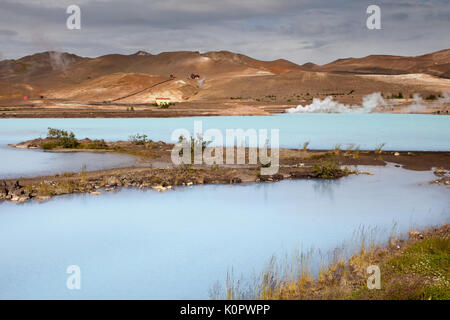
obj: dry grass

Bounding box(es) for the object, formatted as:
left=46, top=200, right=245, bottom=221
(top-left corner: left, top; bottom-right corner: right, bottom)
left=213, top=225, right=449, bottom=300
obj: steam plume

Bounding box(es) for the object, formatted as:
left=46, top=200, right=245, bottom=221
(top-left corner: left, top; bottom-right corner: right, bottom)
left=286, top=93, right=386, bottom=113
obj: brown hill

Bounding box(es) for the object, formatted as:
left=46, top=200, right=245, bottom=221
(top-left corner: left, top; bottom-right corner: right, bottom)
left=0, top=50, right=304, bottom=90
left=317, top=49, right=450, bottom=78
left=1, top=49, right=449, bottom=109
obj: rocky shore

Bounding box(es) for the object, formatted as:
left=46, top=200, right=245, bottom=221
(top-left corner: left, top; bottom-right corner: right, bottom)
left=0, top=165, right=328, bottom=203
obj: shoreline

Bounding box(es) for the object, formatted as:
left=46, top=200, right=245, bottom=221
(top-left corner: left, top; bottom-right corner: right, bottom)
left=0, top=100, right=448, bottom=118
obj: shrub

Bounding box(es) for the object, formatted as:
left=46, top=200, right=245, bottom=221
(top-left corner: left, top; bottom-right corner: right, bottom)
left=42, top=142, right=58, bottom=150
left=59, top=132, right=79, bottom=148
left=129, top=134, right=149, bottom=145
left=87, top=139, right=108, bottom=149
left=374, top=143, right=386, bottom=154
left=302, top=141, right=310, bottom=152
left=47, top=128, right=69, bottom=139
left=178, top=135, right=211, bottom=160
left=425, top=94, right=437, bottom=101
left=353, top=146, right=361, bottom=159
left=45, top=127, right=79, bottom=149
left=312, top=159, right=342, bottom=179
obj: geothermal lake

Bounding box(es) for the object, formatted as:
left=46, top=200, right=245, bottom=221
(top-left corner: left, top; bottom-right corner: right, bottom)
left=1, top=114, right=449, bottom=150
left=0, top=165, right=449, bottom=299
left=0, top=115, right=449, bottom=299
left=0, top=113, right=448, bottom=178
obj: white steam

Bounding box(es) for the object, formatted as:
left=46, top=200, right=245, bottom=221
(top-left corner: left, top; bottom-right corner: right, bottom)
left=286, top=93, right=386, bottom=113
left=403, top=93, right=426, bottom=113
left=403, top=92, right=449, bottom=113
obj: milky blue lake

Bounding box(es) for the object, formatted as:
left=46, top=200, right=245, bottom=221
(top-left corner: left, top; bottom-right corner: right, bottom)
left=0, top=115, right=449, bottom=299
left=0, top=165, right=448, bottom=299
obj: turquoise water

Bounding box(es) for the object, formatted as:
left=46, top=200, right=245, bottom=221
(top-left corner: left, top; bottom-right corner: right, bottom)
left=0, top=114, right=449, bottom=150
left=0, top=165, right=448, bottom=299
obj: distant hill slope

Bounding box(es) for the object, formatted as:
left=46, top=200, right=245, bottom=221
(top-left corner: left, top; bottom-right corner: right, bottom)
left=0, top=49, right=448, bottom=105
left=0, top=50, right=305, bottom=91
left=316, top=49, right=450, bottom=78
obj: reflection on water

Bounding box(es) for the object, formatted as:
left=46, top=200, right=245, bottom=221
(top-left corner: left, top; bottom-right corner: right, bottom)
left=0, top=145, right=138, bottom=179
left=0, top=164, right=448, bottom=299
left=312, top=179, right=341, bottom=201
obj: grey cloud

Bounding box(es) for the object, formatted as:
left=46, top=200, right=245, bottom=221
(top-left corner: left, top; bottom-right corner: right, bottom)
left=0, top=0, right=448, bottom=65
left=0, top=29, right=18, bottom=36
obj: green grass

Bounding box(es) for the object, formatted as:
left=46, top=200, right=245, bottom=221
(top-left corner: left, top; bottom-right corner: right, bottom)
left=351, top=235, right=449, bottom=300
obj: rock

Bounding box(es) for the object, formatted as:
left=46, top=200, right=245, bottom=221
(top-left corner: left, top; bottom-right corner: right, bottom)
left=408, top=230, right=424, bottom=239
left=433, top=168, right=447, bottom=176
left=186, top=182, right=193, bottom=186
left=90, top=191, right=101, bottom=195
left=394, top=152, right=400, bottom=156
left=0, top=180, right=8, bottom=194
left=12, top=180, right=22, bottom=190
left=230, top=177, right=242, bottom=184
left=17, top=197, right=27, bottom=204
left=37, top=195, right=51, bottom=202
left=107, top=176, right=120, bottom=187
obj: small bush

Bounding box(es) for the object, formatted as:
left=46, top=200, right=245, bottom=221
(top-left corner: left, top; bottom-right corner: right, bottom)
left=313, top=159, right=342, bottom=179
left=374, top=143, right=386, bottom=154
left=425, top=94, right=437, bottom=101
left=353, top=146, right=360, bottom=159
left=87, top=139, right=108, bottom=149
left=45, top=127, right=79, bottom=149
left=129, top=134, right=149, bottom=145
left=42, top=142, right=58, bottom=150
left=302, top=141, right=310, bottom=152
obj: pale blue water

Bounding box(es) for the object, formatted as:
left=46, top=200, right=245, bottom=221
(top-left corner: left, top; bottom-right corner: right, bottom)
left=1, top=114, right=448, bottom=177
left=0, top=145, right=138, bottom=179
left=0, top=114, right=449, bottom=150
left=0, top=165, right=448, bottom=299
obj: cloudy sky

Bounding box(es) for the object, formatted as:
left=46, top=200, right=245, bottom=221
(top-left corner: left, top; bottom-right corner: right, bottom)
left=0, top=0, right=449, bottom=64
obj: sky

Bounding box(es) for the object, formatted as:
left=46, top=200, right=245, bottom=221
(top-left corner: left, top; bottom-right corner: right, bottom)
left=0, top=0, right=449, bottom=65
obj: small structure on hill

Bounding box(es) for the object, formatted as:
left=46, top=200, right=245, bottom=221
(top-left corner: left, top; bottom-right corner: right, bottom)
left=155, top=97, right=171, bottom=106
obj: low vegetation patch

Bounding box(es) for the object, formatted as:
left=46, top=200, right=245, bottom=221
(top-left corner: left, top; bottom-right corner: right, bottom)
left=312, top=159, right=346, bottom=179
left=43, top=127, right=79, bottom=149
left=129, top=133, right=150, bottom=145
